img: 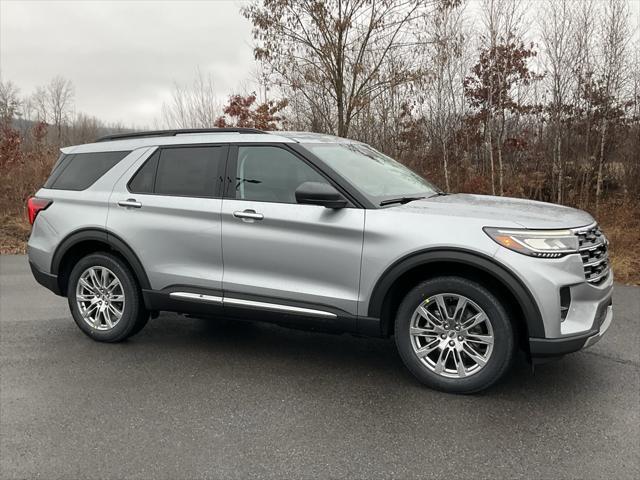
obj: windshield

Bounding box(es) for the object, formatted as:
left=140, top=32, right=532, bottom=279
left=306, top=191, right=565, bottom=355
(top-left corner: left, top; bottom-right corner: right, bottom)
left=303, top=143, right=438, bottom=203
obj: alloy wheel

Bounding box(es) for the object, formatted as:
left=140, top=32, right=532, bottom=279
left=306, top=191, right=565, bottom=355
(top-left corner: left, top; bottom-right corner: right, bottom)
left=409, top=293, right=494, bottom=378
left=75, top=266, right=125, bottom=331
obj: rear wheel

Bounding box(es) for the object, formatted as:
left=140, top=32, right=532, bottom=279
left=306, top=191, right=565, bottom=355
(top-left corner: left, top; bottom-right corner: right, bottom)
left=394, top=276, right=515, bottom=393
left=68, top=253, right=149, bottom=342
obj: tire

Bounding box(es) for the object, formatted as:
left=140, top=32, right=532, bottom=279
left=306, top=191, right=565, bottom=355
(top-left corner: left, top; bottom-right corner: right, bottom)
left=128, top=313, right=150, bottom=338
left=394, top=276, right=515, bottom=394
left=67, top=252, right=149, bottom=342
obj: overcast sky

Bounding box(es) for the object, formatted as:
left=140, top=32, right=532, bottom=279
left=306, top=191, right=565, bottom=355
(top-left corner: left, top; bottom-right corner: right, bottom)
left=0, top=0, right=255, bottom=127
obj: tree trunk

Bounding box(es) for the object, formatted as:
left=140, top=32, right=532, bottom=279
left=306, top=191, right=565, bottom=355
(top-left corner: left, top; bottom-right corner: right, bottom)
left=595, top=117, right=607, bottom=212
left=556, top=124, right=562, bottom=204
left=497, top=113, right=505, bottom=196
left=584, top=105, right=591, bottom=161
left=337, top=98, right=346, bottom=137
left=486, top=112, right=495, bottom=195
left=488, top=135, right=495, bottom=195
left=442, top=139, right=450, bottom=192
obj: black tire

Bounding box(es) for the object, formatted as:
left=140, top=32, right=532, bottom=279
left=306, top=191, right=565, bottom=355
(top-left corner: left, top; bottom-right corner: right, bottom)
left=128, top=313, right=150, bottom=338
left=67, top=252, right=149, bottom=342
left=394, top=276, right=515, bottom=394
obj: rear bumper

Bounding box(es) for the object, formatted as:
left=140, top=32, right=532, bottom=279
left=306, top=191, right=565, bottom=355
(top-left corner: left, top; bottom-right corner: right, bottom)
left=29, top=261, right=62, bottom=296
left=529, top=302, right=613, bottom=358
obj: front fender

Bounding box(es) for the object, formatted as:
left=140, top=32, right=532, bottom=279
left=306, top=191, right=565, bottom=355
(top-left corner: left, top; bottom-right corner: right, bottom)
left=366, top=248, right=546, bottom=339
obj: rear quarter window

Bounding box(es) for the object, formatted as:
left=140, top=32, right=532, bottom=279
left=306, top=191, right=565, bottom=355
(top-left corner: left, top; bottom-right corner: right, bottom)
left=44, top=151, right=131, bottom=190
left=48, top=153, right=70, bottom=177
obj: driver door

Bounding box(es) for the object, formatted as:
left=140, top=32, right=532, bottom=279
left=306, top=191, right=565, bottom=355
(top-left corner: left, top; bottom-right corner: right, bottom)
left=220, top=144, right=365, bottom=318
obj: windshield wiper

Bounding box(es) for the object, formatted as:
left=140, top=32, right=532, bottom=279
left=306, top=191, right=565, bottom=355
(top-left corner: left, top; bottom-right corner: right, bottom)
left=428, top=191, right=448, bottom=198
left=379, top=196, right=425, bottom=206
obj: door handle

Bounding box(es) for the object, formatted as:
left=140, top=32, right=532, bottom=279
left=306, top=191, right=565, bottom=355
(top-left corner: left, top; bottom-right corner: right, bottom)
left=233, top=209, right=264, bottom=221
left=118, top=199, right=142, bottom=208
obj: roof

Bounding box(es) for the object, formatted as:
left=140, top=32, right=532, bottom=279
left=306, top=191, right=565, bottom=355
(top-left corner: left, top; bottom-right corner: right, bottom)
left=275, top=131, right=363, bottom=144
left=61, top=129, right=361, bottom=154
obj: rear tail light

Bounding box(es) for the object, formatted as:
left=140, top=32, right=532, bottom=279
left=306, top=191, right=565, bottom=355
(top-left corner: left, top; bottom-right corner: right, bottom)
left=27, top=197, right=52, bottom=225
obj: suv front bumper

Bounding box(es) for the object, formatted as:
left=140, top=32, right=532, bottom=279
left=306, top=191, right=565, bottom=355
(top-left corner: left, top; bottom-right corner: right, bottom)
left=494, top=239, right=614, bottom=361
left=529, top=299, right=613, bottom=359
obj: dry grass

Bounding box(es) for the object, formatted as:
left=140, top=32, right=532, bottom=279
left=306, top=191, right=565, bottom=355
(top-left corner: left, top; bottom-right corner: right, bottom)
left=1, top=143, right=57, bottom=255
left=0, top=214, right=30, bottom=254
left=596, top=200, right=640, bottom=285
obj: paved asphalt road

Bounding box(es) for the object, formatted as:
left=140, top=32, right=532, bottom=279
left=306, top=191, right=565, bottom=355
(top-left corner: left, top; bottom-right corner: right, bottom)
left=1, top=254, right=638, bottom=479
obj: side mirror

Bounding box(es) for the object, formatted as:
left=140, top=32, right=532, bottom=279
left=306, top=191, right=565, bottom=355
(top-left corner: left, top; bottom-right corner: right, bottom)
left=295, top=182, right=348, bottom=209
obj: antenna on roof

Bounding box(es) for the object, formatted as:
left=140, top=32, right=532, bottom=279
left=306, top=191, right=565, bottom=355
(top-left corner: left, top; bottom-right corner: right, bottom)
left=95, top=128, right=266, bottom=143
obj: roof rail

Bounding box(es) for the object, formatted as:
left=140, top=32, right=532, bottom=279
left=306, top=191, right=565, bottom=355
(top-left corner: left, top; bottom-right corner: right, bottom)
left=95, top=128, right=266, bottom=143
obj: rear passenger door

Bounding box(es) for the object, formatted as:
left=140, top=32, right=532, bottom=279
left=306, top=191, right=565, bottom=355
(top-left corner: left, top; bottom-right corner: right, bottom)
left=107, top=145, right=228, bottom=292
left=220, top=145, right=365, bottom=318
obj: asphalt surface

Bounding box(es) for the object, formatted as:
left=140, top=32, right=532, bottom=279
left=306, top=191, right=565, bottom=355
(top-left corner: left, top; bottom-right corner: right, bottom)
left=1, top=254, right=638, bottom=479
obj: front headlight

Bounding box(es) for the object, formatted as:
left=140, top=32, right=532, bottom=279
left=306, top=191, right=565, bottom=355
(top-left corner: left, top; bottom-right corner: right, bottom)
left=483, top=227, right=578, bottom=258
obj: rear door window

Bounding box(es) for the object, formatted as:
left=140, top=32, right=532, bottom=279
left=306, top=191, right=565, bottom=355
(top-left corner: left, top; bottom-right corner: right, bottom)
left=128, top=146, right=226, bottom=198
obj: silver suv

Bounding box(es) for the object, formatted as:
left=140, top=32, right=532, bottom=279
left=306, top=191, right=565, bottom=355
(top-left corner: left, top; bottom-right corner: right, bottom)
left=27, top=128, right=613, bottom=393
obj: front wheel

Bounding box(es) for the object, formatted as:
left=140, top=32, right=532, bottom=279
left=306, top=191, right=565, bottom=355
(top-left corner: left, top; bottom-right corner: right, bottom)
left=68, top=253, right=149, bottom=342
left=394, top=276, right=515, bottom=394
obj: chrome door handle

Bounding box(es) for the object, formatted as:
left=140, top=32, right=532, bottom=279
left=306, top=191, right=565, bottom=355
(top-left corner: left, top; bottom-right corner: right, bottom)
left=233, top=209, right=264, bottom=221
left=118, top=199, right=142, bottom=208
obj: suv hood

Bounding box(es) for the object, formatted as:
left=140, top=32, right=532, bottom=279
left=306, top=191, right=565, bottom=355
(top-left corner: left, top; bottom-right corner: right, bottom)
left=399, top=193, right=594, bottom=229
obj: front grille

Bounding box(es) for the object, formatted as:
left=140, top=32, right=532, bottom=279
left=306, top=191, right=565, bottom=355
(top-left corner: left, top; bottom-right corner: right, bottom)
left=575, top=225, right=610, bottom=284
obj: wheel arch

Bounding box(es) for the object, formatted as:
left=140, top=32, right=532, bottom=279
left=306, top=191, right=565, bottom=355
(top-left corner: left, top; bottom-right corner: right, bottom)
left=367, top=248, right=545, bottom=343
left=51, top=228, right=151, bottom=296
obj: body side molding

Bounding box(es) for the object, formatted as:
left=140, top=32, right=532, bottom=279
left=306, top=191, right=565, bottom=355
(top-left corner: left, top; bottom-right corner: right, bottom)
left=169, top=292, right=224, bottom=304
left=144, top=287, right=354, bottom=332
left=224, top=297, right=337, bottom=318
left=166, top=292, right=336, bottom=318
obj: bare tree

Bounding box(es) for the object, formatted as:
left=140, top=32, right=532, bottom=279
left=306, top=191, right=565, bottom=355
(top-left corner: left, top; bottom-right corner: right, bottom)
left=29, top=86, right=50, bottom=123
left=539, top=0, right=575, bottom=203
left=0, top=80, right=21, bottom=125
left=243, top=0, right=435, bottom=138
left=251, top=59, right=273, bottom=104
left=477, top=0, right=528, bottom=195
left=566, top=0, right=597, bottom=207
left=422, top=0, right=468, bottom=191
left=47, top=76, right=75, bottom=143
left=594, top=0, right=631, bottom=211
left=69, top=113, right=101, bottom=144
left=161, top=69, right=221, bottom=128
